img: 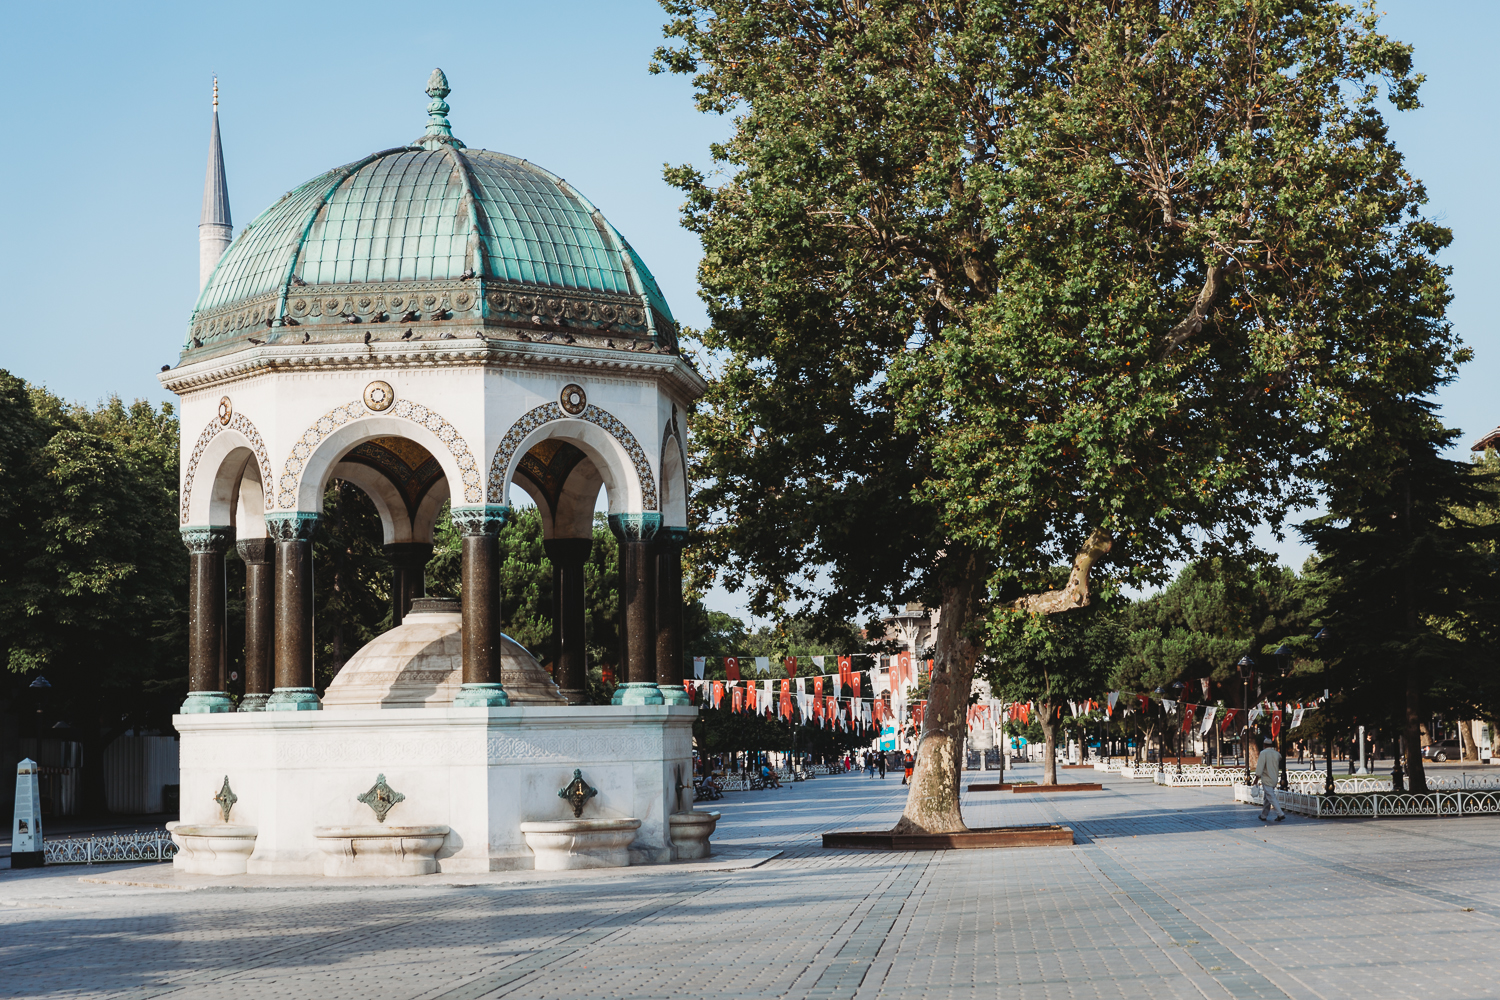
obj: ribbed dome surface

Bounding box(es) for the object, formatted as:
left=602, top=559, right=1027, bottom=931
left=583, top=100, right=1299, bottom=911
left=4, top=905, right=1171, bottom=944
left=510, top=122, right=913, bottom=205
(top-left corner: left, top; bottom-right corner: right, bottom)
left=198, top=147, right=669, bottom=317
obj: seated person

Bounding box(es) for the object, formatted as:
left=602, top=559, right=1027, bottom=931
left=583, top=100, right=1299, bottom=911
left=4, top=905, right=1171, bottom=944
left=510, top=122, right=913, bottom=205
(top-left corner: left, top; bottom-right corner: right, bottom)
left=761, top=762, right=783, bottom=788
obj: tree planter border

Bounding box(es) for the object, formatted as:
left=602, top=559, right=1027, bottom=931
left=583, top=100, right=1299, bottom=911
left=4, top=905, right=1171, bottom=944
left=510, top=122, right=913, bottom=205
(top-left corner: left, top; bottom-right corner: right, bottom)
left=1011, top=782, right=1103, bottom=793
left=822, top=824, right=1073, bottom=850
left=967, top=782, right=1013, bottom=791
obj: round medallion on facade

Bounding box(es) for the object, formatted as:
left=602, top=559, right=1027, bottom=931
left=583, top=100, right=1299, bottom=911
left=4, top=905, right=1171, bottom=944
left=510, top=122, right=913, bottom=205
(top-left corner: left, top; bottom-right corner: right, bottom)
left=217, top=396, right=233, bottom=425
left=364, top=381, right=396, bottom=412
left=559, top=383, right=587, bottom=415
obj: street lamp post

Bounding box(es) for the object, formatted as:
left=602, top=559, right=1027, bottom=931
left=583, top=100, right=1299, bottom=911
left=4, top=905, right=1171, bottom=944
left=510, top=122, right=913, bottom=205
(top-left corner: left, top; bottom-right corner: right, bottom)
left=1274, top=645, right=1292, bottom=791
left=1311, top=628, right=1335, bottom=797
left=1237, top=656, right=1255, bottom=784
left=1357, top=724, right=1368, bottom=774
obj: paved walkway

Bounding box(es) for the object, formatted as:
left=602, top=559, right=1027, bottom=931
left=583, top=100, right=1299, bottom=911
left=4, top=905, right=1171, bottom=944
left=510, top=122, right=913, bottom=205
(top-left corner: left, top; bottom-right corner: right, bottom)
left=3, top=763, right=1499, bottom=999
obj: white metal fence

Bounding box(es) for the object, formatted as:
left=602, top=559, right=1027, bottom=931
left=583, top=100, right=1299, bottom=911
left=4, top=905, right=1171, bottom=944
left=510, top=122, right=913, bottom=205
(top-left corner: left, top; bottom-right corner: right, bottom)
left=42, top=830, right=177, bottom=865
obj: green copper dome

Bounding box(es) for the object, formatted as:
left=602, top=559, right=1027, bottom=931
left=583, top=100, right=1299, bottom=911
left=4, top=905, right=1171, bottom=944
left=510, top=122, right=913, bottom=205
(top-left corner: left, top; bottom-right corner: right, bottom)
left=186, top=71, right=675, bottom=360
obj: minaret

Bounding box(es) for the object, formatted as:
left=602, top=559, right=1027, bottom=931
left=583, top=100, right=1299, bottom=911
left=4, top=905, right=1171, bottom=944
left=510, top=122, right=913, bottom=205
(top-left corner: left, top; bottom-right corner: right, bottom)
left=199, top=78, right=232, bottom=290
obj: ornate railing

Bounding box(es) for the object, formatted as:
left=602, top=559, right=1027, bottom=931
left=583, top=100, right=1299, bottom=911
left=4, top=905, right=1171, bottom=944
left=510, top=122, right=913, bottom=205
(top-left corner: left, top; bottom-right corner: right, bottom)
left=1234, top=783, right=1500, bottom=818
left=42, top=830, right=178, bottom=865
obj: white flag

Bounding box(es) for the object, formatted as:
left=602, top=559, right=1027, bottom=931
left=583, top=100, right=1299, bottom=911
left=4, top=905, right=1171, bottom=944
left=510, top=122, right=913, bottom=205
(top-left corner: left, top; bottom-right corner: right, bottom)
left=812, top=655, right=825, bottom=669
left=1248, top=706, right=1262, bottom=724
left=1291, top=708, right=1305, bottom=730
left=692, top=657, right=706, bottom=679
left=1199, top=706, right=1218, bottom=735
left=763, top=679, right=774, bottom=700
left=795, top=678, right=806, bottom=696
left=1162, top=699, right=1176, bottom=713
left=798, top=694, right=812, bottom=717
left=1107, top=691, right=1119, bottom=716
left=754, top=656, right=770, bottom=673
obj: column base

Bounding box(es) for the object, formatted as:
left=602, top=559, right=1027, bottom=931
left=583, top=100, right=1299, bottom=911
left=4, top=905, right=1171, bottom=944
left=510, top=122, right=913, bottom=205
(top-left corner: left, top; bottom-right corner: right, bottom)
left=238, top=693, right=270, bottom=712
left=611, top=682, right=664, bottom=706
left=266, top=687, right=321, bottom=711
left=557, top=687, right=589, bottom=706
left=180, top=691, right=234, bottom=714
left=454, top=682, right=511, bottom=707
left=657, top=684, right=691, bottom=706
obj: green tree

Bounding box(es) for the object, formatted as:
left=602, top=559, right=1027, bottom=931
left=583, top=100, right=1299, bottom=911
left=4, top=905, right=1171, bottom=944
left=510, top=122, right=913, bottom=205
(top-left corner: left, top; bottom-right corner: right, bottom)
left=659, top=0, right=1457, bottom=832
left=0, top=378, right=185, bottom=816
left=1300, top=406, right=1500, bottom=792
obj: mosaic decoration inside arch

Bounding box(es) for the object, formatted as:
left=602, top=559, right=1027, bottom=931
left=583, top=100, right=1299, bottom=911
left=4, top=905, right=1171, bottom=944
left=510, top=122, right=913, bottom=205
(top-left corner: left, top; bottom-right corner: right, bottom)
left=275, top=390, right=481, bottom=509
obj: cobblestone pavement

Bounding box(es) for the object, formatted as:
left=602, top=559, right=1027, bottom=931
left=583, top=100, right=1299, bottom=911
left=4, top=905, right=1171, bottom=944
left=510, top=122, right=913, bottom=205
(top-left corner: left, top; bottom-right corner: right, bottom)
left=4, top=763, right=1500, bottom=1000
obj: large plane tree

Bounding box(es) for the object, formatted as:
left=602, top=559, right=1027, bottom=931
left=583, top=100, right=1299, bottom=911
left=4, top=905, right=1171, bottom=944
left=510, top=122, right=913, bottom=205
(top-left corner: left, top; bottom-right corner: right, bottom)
left=658, top=0, right=1460, bottom=832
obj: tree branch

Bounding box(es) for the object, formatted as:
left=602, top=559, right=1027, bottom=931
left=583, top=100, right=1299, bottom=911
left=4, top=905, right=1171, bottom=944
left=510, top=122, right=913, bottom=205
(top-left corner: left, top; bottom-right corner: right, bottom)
left=1011, top=528, right=1113, bottom=615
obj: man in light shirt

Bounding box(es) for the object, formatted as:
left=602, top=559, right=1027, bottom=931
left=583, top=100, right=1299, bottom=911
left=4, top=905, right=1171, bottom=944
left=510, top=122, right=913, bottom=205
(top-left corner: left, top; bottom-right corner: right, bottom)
left=1254, top=738, right=1286, bottom=822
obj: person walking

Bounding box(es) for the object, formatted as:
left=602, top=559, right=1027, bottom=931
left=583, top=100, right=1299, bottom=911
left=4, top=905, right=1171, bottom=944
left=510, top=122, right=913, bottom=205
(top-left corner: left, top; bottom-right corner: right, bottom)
left=1254, top=737, right=1286, bottom=822
left=902, top=749, right=915, bottom=785
left=877, top=751, right=887, bottom=779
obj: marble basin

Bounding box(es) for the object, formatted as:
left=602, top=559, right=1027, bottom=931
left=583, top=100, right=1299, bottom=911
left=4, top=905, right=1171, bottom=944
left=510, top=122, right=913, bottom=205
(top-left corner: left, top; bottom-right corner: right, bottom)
left=668, top=810, right=720, bottom=860
left=312, top=825, right=450, bottom=877
left=519, top=818, right=641, bottom=870
left=168, top=822, right=259, bottom=875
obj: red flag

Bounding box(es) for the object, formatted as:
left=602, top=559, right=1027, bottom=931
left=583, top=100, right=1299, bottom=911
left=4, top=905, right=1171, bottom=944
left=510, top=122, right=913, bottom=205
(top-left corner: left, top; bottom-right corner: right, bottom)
left=873, top=698, right=884, bottom=725
left=814, top=676, right=824, bottom=699
left=730, top=686, right=743, bottom=713
left=683, top=679, right=694, bottom=702
left=711, top=680, right=724, bottom=709
left=1271, top=710, right=1282, bottom=740
left=725, top=657, right=740, bottom=681
left=897, top=651, right=912, bottom=687
left=851, top=671, right=861, bottom=699
left=602, top=665, right=615, bottom=686
left=780, top=679, right=791, bottom=719
left=785, top=656, right=798, bottom=677
left=838, top=655, right=853, bottom=693
left=827, top=695, right=837, bottom=721
left=1137, top=694, right=1150, bottom=714
left=1220, top=708, right=1239, bottom=731
left=928, top=658, right=934, bottom=681
left=1181, top=705, right=1195, bottom=733
left=745, top=683, right=757, bottom=713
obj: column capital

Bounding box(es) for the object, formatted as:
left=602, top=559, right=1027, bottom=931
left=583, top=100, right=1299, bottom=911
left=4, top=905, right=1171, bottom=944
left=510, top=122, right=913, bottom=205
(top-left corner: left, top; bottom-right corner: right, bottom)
left=181, top=525, right=234, bottom=553
left=452, top=504, right=509, bottom=537
left=655, top=525, right=690, bottom=550
left=608, top=512, right=663, bottom=542
left=236, top=538, right=275, bottom=564
left=264, top=512, right=319, bottom=541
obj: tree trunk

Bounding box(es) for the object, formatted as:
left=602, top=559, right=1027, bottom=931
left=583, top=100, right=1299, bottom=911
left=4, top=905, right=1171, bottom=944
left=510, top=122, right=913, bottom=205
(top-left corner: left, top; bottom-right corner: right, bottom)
left=1039, top=702, right=1058, bottom=786
left=1404, top=671, right=1428, bottom=793
left=892, top=547, right=984, bottom=835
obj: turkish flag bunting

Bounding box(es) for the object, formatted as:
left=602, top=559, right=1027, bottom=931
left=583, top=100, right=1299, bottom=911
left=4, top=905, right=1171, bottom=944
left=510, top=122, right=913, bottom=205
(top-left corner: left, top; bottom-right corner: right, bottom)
left=851, top=671, right=861, bottom=699
left=897, top=651, right=912, bottom=687
left=725, top=657, right=740, bottom=681
left=785, top=656, right=797, bottom=677
left=1137, top=694, right=1151, bottom=714
left=928, top=659, right=935, bottom=681
left=683, top=679, right=694, bottom=702
left=1271, top=710, right=1283, bottom=740
left=814, top=676, right=824, bottom=699
left=711, top=680, right=724, bottom=709
left=730, top=686, right=743, bottom=712
left=827, top=695, right=837, bottom=721
left=839, top=655, right=853, bottom=693
left=780, top=687, right=792, bottom=719
left=745, top=683, right=757, bottom=714
left=1220, top=708, right=1239, bottom=731
left=1181, top=705, right=1196, bottom=733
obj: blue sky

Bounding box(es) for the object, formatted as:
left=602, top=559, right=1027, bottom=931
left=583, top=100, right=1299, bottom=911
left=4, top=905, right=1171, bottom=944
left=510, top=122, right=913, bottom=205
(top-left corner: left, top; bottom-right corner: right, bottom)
left=1, top=1, right=1495, bottom=623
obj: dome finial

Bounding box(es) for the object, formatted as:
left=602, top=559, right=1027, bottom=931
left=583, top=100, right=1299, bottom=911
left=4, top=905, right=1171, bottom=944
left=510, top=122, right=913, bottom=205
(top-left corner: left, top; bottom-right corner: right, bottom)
left=212, top=76, right=219, bottom=112
left=416, top=67, right=464, bottom=150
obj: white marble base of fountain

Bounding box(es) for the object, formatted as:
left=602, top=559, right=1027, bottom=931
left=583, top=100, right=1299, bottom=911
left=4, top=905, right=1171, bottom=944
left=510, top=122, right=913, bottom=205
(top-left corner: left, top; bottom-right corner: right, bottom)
left=668, top=811, right=720, bottom=860
left=519, top=818, right=641, bottom=870
left=168, top=822, right=259, bottom=875
left=312, top=825, right=450, bottom=877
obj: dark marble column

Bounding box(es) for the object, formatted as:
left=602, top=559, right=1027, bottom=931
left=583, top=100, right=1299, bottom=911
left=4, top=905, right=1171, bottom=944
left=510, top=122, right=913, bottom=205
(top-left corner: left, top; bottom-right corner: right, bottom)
left=180, top=526, right=235, bottom=714
left=237, top=538, right=275, bottom=712
left=266, top=513, right=320, bottom=711
left=609, top=513, right=663, bottom=706
left=384, top=542, right=433, bottom=627
left=453, top=506, right=511, bottom=707
left=543, top=537, right=592, bottom=704
left=654, top=527, right=689, bottom=705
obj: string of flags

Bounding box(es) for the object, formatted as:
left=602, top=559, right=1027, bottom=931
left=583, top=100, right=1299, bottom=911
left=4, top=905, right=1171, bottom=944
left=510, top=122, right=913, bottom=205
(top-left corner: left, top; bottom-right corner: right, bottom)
left=683, top=653, right=937, bottom=734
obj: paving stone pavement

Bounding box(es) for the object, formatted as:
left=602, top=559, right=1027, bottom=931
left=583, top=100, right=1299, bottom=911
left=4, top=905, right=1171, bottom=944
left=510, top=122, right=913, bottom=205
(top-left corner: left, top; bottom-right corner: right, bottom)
left=4, top=763, right=1500, bottom=1000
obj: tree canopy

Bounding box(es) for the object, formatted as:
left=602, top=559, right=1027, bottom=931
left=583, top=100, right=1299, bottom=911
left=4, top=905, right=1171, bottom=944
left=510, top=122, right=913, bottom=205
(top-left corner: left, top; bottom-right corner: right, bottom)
left=659, top=0, right=1461, bottom=832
